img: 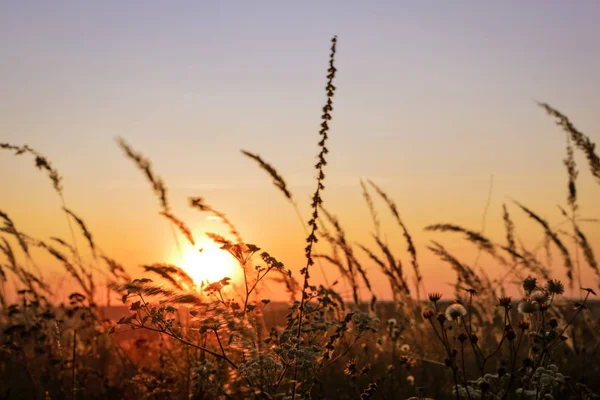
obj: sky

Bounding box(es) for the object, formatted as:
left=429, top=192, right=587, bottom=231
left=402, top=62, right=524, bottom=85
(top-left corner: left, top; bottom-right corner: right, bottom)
left=1, top=1, right=599, bottom=302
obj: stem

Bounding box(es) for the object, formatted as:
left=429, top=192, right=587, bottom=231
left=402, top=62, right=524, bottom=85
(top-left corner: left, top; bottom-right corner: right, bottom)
left=138, top=294, right=239, bottom=368
left=292, top=201, right=330, bottom=288
left=390, top=340, right=396, bottom=400
left=292, top=36, right=337, bottom=399
left=460, top=342, right=473, bottom=400
left=214, top=330, right=227, bottom=359
left=322, top=336, right=361, bottom=367
left=273, top=364, right=289, bottom=392
left=461, top=318, right=484, bottom=372
left=71, top=329, right=77, bottom=400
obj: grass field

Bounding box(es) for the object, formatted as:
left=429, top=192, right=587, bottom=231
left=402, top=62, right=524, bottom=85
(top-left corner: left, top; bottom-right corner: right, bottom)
left=1, top=36, right=600, bottom=400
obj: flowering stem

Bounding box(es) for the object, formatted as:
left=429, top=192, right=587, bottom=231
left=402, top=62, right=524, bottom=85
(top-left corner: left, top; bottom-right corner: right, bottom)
left=292, top=35, right=338, bottom=399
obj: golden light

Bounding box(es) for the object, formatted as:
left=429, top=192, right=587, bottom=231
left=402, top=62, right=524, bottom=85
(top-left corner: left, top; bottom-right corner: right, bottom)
left=172, top=239, right=239, bottom=286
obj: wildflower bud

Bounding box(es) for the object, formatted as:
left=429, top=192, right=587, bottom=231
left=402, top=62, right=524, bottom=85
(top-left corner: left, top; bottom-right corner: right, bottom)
left=436, top=313, right=447, bottom=325
left=470, top=334, right=479, bottom=344
left=523, top=276, right=537, bottom=292
left=506, top=329, right=516, bottom=341
left=422, top=308, right=434, bottom=319
left=549, top=318, right=558, bottom=328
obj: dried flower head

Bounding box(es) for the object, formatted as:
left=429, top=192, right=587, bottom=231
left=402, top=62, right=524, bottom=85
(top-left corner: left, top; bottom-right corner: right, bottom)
left=445, top=303, right=467, bottom=321
left=428, top=292, right=442, bottom=303
left=545, top=280, right=565, bottom=295
left=344, top=358, right=358, bottom=376
left=498, top=296, right=512, bottom=309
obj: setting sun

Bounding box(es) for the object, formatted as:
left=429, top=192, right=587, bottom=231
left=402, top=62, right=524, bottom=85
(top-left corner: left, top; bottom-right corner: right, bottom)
left=172, top=239, right=239, bottom=286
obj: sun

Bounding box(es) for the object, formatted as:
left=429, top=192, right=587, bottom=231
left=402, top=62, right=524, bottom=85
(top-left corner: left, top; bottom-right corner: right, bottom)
left=172, top=240, right=239, bottom=286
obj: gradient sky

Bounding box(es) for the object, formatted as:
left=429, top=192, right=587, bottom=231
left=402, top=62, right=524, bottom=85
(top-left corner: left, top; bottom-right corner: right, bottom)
left=1, top=1, right=599, bottom=302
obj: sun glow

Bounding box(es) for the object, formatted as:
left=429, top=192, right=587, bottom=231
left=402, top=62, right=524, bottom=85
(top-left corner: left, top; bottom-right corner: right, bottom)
left=174, top=240, right=238, bottom=286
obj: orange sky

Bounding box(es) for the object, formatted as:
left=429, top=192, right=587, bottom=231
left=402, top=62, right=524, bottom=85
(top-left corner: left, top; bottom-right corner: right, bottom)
left=1, top=1, right=599, bottom=302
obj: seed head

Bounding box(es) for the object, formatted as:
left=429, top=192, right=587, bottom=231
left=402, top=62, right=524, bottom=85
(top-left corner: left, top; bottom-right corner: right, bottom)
left=445, top=303, right=467, bottom=321
left=518, top=300, right=539, bottom=314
